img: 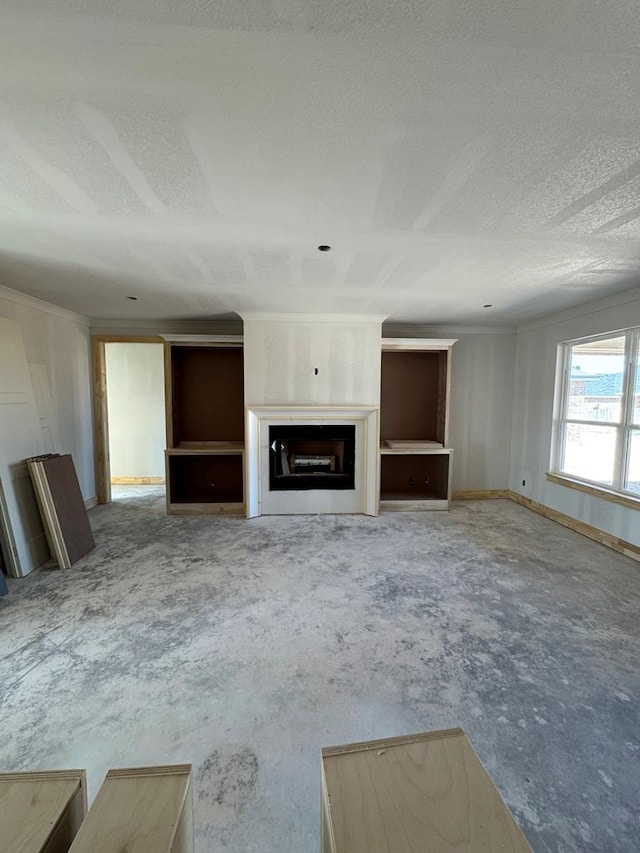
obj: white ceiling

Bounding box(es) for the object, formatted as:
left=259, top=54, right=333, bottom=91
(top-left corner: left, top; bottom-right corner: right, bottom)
left=2, top=1, right=640, bottom=325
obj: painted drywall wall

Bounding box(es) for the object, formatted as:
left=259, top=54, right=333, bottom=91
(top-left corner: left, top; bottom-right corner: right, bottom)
left=0, top=285, right=93, bottom=575
left=242, top=314, right=384, bottom=406
left=448, top=333, right=516, bottom=491
left=105, top=343, right=165, bottom=479
left=510, top=287, right=640, bottom=548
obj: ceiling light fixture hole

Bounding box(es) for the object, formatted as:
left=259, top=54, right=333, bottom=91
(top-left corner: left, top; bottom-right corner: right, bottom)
left=317, top=245, right=332, bottom=252
left=483, top=303, right=492, bottom=308
left=127, top=296, right=138, bottom=301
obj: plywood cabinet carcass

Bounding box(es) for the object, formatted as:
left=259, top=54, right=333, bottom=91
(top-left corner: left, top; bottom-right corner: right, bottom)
left=67, top=765, right=193, bottom=853
left=321, top=728, right=532, bottom=853
left=164, top=338, right=245, bottom=515
left=379, top=338, right=456, bottom=510
left=0, top=769, right=87, bottom=853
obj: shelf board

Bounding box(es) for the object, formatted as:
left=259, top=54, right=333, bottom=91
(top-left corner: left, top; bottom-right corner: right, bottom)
left=385, top=439, right=443, bottom=449
left=167, top=441, right=244, bottom=455
left=167, top=502, right=245, bottom=515
left=380, top=498, right=450, bottom=511
left=380, top=443, right=453, bottom=455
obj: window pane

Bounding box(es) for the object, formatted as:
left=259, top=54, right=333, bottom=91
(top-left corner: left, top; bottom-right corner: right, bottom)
left=634, top=339, right=640, bottom=424
left=567, top=336, right=626, bottom=422
left=625, top=430, right=640, bottom=495
left=561, top=423, right=617, bottom=485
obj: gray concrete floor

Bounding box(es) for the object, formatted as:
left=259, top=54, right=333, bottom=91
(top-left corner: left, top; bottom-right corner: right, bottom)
left=1, top=488, right=639, bottom=852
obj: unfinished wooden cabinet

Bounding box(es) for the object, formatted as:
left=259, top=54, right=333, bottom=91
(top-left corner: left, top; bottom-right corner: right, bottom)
left=0, top=769, right=87, bottom=853
left=68, top=765, right=193, bottom=853
left=164, top=338, right=244, bottom=514
left=321, top=729, right=532, bottom=853
left=379, top=338, right=456, bottom=510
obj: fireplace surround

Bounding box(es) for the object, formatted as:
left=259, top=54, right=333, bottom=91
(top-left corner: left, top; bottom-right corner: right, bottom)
left=245, top=406, right=379, bottom=516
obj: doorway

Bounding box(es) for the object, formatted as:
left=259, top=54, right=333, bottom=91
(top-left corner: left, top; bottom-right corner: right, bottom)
left=93, top=337, right=166, bottom=504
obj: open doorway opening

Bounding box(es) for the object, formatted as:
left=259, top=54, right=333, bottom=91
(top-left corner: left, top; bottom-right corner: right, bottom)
left=104, top=342, right=166, bottom=504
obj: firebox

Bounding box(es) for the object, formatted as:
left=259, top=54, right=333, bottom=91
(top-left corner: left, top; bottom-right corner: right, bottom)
left=269, top=425, right=355, bottom=491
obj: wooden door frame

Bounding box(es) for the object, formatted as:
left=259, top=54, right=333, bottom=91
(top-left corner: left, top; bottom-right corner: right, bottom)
left=92, top=335, right=165, bottom=505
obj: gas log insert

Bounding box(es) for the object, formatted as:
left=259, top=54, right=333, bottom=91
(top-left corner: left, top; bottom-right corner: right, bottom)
left=269, top=424, right=356, bottom=491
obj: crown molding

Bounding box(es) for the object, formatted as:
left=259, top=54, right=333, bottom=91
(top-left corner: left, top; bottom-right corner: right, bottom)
left=90, top=318, right=243, bottom=336
left=383, top=323, right=516, bottom=337
left=239, top=311, right=387, bottom=324
left=516, top=285, right=640, bottom=334
left=0, top=284, right=90, bottom=326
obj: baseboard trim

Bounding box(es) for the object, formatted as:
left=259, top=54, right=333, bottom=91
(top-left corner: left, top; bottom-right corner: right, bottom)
left=110, top=477, right=166, bottom=485
left=452, top=490, right=511, bottom=500
left=84, top=497, right=98, bottom=510
left=508, top=491, right=640, bottom=564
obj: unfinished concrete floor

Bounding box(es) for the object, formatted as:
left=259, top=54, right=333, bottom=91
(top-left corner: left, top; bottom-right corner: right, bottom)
left=1, top=488, right=639, bottom=851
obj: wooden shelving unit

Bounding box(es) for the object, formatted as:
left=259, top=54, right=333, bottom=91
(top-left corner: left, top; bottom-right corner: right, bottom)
left=164, top=338, right=244, bottom=515
left=379, top=338, right=456, bottom=511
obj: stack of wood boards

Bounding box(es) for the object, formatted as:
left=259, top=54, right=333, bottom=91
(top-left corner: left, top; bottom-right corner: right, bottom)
left=0, top=769, right=87, bottom=853
left=26, top=454, right=95, bottom=569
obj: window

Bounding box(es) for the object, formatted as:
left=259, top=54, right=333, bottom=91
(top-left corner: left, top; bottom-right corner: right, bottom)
left=553, top=328, right=640, bottom=497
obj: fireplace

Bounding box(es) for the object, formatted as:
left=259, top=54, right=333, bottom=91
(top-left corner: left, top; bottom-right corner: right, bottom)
left=269, top=425, right=355, bottom=491
left=245, top=406, right=379, bottom=516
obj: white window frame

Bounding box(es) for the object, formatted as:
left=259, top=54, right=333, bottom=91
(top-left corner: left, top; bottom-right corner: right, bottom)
left=552, top=326, right=640, bottom=497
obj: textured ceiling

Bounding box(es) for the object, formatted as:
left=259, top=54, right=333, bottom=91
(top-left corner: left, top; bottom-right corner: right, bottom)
left=2, top=1, right=640, bottom=324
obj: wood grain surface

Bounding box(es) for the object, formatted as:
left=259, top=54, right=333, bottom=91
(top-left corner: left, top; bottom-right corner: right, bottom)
left=322, top=729, right=532, bottom=852
left=67, top=765, right=192, bottom=853
left=1, top=770, right=85, bottom=853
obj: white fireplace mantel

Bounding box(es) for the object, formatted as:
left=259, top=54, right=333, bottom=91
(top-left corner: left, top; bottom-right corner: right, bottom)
left=245, top=405, right=379, bottom=517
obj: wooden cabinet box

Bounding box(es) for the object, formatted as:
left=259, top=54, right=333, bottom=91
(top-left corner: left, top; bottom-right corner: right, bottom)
left=379, top=339, right=456, bottom=510
left=0, top=769, right=87, bottom=853
left=321, top=728, right=532, bottom=853
left=68, top=765, right=193, bottom=853
left=164, top=339, right=245, bottom=515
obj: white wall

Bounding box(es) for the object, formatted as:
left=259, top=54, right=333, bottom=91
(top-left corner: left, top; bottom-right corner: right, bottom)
left=105, top=343, right=165, bottom=479
left=0, top=285, right=93, bottom=575
left=448, top=333, right=516, bottom=491
left=510, top=287, right=640, bottom=548
left=242, top=313, right=384, bottom=406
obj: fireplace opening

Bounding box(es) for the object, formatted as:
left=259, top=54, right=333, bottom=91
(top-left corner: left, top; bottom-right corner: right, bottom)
left=269, top=425, right=355, bottom=491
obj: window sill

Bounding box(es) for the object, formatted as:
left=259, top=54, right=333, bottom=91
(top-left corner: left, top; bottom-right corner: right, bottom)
left=546, top=473, right=640, bottom=511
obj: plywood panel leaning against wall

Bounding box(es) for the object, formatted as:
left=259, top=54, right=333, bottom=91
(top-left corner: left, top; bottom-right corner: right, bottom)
left=67, top=765, right=193, bottom=853
left=27, top=454, right=95, bottom=568
left=0, top=769, right=87, bottom=853
left=321, top=728, right=532, bottom=853
left=0, top=317, right=49, bottom=576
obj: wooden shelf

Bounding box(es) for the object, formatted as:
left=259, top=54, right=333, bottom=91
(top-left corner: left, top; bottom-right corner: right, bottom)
left=380, top=446, right=452, bottom=508
left=168, top=345, right=244, bottom=446
left=165, top=342, right=245, bottom=515
left=167, top=454, right=243, bottom=505
left=380, top=349, right=448, bottom=446
left=381, top=443, right=452, bottom=456
left=168, top=442, right=244, bottom=455
left=378, top=341, right=455, bottom=511
left=167, top=502, right=244, bottom=515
